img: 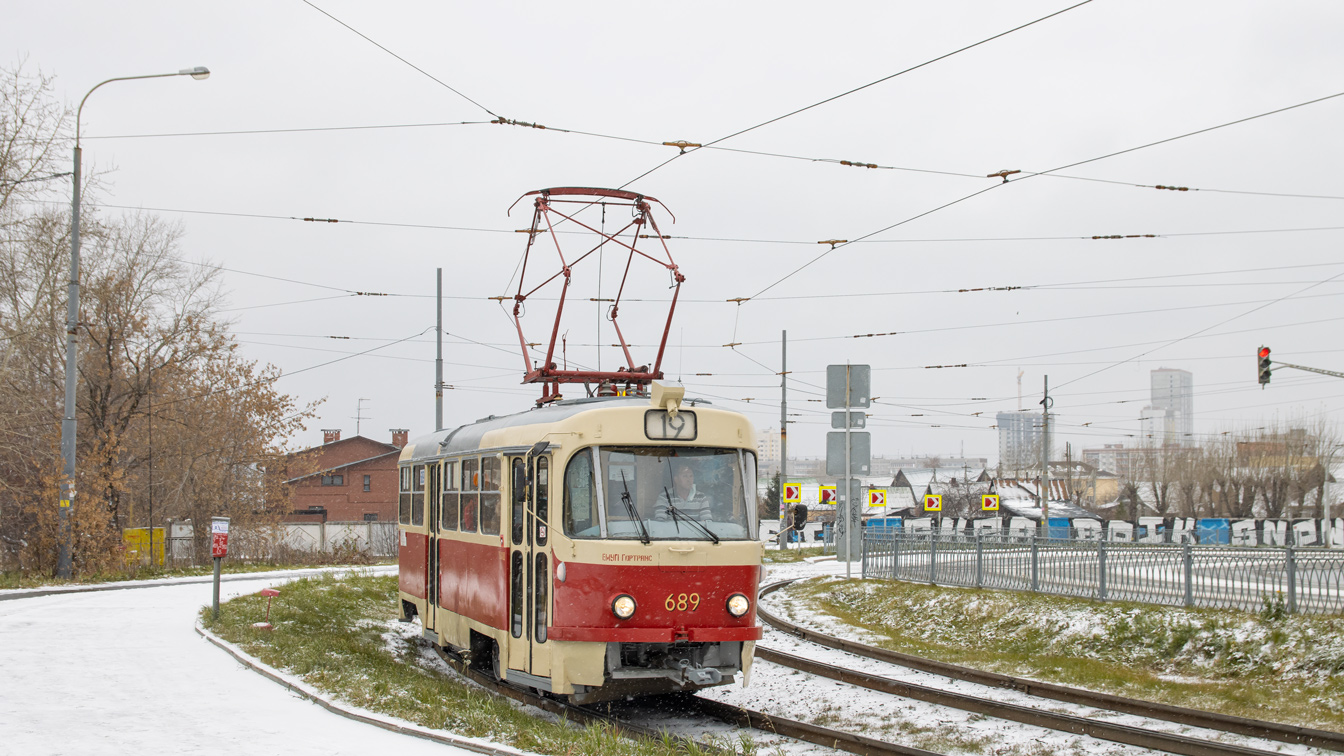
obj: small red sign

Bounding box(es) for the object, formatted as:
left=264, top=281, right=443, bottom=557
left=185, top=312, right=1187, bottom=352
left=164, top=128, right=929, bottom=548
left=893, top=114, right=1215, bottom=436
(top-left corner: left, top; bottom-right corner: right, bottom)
left=212, top=532, right=229, bottom=558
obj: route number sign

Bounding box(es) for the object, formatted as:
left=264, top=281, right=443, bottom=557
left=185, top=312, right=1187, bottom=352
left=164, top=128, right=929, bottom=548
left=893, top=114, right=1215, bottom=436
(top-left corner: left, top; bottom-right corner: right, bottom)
left=981, top=494, right=1000, bottom=512
left=923, top=494, right=942, bottom=512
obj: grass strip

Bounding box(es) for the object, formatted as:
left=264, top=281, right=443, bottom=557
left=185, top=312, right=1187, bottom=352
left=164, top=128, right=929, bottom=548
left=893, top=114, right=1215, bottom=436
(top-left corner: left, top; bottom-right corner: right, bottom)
left=201, top=571, right=759, bottom=756
left=785, top=577, right=1344, bottom=731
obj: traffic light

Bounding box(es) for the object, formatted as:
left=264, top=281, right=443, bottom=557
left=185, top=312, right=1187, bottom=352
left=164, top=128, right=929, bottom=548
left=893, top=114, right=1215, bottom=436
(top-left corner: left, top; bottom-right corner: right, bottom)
left=793, top=504, right=808, bottom=529
left=1257, top=346, right=1272, bottom=386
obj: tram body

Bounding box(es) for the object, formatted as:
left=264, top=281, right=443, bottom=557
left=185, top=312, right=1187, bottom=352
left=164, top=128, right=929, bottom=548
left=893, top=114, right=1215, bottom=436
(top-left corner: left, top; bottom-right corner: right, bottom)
left=397, top=388, right=763, bottom=702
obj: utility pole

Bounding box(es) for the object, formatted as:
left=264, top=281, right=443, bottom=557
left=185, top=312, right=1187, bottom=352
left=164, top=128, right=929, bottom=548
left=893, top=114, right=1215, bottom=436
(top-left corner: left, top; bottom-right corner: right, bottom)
left=844, top=363, right=852, bottom=579
left=1040, top=376, right=1052, bottom=526
left=436, top=268, right=444, bottom=431
left=778, top=330, right=788, bottom=548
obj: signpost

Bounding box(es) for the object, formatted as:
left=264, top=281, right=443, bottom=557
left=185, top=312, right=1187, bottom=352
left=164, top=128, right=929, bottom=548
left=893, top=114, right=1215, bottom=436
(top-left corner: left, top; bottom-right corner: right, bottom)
left=981, top=494, right=1000, bottom=512
left=211, top=516, right=230, bottom=619
left=868, top=489, right=886, bottom=508
left=924, top=494, right=942, bottom=512
left=827, top=364, right=870, bottom=573
left=783, top=483, right=802, bottom=503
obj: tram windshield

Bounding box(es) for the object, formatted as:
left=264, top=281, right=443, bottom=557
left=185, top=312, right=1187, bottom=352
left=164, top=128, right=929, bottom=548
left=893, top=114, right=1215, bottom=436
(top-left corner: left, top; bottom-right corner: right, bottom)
left=563, top=447, right=757, bottom=541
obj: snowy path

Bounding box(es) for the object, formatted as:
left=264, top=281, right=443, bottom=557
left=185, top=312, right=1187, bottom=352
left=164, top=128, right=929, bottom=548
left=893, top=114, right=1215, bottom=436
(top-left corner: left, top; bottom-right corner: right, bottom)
left=0, top=569, right=484, bottom=756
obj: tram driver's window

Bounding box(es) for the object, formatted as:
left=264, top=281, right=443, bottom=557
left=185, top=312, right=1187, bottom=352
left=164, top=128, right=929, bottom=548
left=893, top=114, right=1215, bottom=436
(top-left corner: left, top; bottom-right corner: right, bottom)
left=480, top=457, right=501, bottom=535
left=563, top=449, right=598, bottom=538
left=461, top=458, right=479, bottom=533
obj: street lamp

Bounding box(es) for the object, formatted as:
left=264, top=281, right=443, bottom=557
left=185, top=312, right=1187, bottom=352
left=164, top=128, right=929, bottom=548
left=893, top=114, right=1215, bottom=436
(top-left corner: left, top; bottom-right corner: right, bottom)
left=57, top=66, right=210, bottom=579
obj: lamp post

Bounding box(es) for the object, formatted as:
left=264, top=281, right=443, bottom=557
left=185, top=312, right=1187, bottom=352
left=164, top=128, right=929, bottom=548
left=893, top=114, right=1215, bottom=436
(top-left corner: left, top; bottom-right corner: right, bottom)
left=57, top=66, right=210, bottom=579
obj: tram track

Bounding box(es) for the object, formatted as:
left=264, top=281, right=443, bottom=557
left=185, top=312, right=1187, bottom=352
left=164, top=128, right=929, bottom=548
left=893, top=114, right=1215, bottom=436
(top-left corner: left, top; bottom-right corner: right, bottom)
left=757, top=579, right=1344, bottom=756
left=430, top=641, right=947, bottom=756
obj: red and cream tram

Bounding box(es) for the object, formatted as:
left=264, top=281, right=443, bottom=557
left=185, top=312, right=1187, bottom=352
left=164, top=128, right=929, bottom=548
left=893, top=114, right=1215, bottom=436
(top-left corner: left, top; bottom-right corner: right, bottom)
left=397, top=383, right=763, bottom=702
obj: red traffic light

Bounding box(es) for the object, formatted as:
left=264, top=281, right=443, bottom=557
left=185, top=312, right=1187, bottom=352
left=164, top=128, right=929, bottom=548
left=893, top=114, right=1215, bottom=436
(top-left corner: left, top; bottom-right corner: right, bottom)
left=1258, top=346, right=1270, bottom=359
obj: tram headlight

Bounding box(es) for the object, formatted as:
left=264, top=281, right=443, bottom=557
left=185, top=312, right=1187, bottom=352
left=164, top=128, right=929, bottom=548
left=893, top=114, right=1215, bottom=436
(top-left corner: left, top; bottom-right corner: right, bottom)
left=726, top=593, right=750, bottom=617
left=612, top=594, right=637, bottom=620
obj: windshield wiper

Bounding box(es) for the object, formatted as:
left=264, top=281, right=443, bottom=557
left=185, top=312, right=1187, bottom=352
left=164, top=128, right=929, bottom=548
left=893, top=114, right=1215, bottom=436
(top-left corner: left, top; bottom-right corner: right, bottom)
left=662, top=487, right=719, bottom=544
left=619, top=470, right=650, bottom=544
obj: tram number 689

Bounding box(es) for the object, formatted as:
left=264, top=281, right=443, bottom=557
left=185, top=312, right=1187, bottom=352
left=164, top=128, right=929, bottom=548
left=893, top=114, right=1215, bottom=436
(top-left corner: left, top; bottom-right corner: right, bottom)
left=665, top=592, right=700, bottom=612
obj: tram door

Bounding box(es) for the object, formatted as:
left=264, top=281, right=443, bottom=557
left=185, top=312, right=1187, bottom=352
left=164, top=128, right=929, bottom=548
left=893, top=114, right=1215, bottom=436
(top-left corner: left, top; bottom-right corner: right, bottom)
left=425, top=462, right=440, bottom=634
left=506, top=451, right=552, bottom=681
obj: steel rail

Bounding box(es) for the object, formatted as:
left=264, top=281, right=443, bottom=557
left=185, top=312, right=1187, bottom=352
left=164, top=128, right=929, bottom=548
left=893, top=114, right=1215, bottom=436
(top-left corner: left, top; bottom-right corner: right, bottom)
left=759, top=580, right=1344, bottom=752
left=756, top=646, right=1278, bottom=756
left=687, top=695, right=944, bottom=756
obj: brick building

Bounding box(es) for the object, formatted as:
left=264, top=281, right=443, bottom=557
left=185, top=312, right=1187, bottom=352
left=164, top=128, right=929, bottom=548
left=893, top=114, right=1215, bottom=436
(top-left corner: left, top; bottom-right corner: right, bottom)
left=285, top=429, right=408, bottom=522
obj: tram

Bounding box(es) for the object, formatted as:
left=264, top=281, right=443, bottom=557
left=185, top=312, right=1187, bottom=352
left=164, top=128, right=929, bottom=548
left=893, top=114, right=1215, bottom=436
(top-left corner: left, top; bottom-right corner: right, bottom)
left=396, top=383, right=763, bottom=702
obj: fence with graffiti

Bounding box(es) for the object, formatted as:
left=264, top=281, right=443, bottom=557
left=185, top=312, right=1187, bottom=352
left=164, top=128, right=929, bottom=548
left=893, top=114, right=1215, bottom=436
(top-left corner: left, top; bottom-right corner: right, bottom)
left=862, top=528, right=1344, bottom=615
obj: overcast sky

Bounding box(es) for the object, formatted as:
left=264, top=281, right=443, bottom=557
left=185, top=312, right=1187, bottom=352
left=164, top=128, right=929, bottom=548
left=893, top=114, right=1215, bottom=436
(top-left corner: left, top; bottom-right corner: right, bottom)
left=6, top=1, right=1343, bottom=462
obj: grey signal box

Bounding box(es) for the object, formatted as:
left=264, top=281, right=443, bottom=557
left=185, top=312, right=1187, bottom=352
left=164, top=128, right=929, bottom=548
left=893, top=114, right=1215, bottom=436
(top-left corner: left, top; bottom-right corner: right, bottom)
left=831, top=411, right=866, bottom=429
left=826, top=431, right=871, bottom=475
left=826, top=364, right=871, bottom=409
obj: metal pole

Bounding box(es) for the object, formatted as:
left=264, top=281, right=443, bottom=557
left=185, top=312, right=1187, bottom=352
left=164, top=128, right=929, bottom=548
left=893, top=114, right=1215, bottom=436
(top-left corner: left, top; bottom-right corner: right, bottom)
left=57, top=143, right=82, bottom=579
left=779, top=330, right=788, bottom=548
left=212, top=556, right=222, bottom=619
left=57, top=67, right=211, bottom=579
left=1325, top=448, right=1335, bottom=549
left=1098, top=536, right=1107, bottom=601
left=1030, top=533, right=1039, bottom=591
left=1286, top=545, right=1297, bottom=614
left=147, top=363, right=153, bottom=569
left=976, top=531, right=983, bottom=588
left=436, top=268, right=443, bottom=431
left=844, top=363, right=852, bottom=577
left=1040, top=376, right=1051, bottom=529
left=1183, top=542, right=1194, bottom=607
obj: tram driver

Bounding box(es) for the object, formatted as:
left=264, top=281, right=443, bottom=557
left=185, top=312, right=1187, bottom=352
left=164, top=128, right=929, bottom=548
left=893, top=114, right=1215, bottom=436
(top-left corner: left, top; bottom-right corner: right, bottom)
left=655, top=460, right=721, bottom=522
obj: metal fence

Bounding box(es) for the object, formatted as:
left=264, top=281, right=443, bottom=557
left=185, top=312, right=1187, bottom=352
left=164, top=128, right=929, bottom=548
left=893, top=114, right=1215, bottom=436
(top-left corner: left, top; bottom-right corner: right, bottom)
left=861, top=529, right=1344, bottom=615
left=158, top=522, right=397, bottom=567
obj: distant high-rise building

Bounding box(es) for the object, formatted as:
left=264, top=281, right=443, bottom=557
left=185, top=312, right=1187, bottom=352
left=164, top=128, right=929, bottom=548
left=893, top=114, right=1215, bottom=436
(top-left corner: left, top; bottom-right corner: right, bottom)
left=996, top=412, right=1047, bottom=472
left=756, top=426, right=782, bottom=476
left=1148, top=368, right=1193, bottom=445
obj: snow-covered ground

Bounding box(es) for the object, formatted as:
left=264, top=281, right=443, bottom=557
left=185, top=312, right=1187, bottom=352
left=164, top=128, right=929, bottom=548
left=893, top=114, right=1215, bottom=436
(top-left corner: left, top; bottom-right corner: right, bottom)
left=0, top=567, right=489, bottom=756
left=6, top=557, right=1323, bottom=756
left=726, top=556, right=1334, bottom=756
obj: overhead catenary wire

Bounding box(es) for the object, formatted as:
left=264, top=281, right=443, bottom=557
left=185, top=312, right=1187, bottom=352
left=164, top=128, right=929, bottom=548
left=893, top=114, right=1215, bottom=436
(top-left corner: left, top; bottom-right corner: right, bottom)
left=732, top=88, right=1344, bottom=306
left=301, top=0, right=501, bottom=119
left=617, top=0, right=1097, bottom=188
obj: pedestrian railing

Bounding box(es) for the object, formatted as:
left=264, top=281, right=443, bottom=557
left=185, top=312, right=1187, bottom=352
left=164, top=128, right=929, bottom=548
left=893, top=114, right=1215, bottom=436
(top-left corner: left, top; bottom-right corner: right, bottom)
left=861, top=529, right=1344, bottom=615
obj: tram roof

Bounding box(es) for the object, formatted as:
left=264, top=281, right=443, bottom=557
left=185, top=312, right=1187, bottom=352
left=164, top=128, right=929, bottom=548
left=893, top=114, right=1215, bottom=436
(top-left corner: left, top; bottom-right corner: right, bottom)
left=402, top=395, right=717, bottom=463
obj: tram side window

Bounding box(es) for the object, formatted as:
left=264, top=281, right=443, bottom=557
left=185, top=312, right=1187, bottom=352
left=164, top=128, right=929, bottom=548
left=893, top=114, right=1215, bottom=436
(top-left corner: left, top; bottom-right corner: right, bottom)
left=398, top=467, right=412, bottom=525
left=563, top=449, right=598, bottom=538
left=441, top=460, right=458, bottom=532
left=480, top=456, right=501, bottom=535
left=510, top=458, right=526, bottom=546
left=411, top=465, right=425, bottom=527
left=461, top=458, right=479, bottom=533
left=536, top=457, right=549, bottom=547
left=534, top=552, right=548, bottom=643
